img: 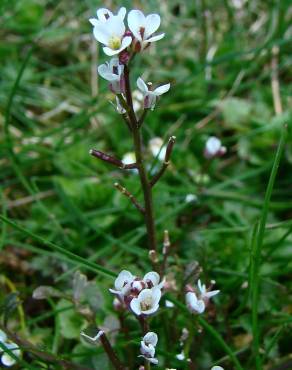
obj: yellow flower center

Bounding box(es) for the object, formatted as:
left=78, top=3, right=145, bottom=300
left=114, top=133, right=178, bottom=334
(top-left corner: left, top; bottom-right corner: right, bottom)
left=140, top=297, right=152, bottom=311
left=108, top=36, right=121, bottom=50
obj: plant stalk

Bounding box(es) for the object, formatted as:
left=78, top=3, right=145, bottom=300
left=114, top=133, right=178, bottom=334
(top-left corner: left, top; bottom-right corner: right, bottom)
left=123, top=65, right=157, bottom=253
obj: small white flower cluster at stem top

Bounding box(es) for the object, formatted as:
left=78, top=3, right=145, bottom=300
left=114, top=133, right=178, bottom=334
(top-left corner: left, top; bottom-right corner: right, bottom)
left=90, top=7, right=170, bottom=112
left=110, top=270, right=164, bottom=316
left=139, top=331, right=158, bottom=365
left=0, top=330, right=21, bottom=367
left=185, top=279, right=220, bottom=314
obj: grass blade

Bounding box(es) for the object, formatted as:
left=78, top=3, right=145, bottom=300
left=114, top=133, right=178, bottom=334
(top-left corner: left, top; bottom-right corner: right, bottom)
left=251, top=125, right=287, bottom=370
left=0, top=215, right=115, bottom=278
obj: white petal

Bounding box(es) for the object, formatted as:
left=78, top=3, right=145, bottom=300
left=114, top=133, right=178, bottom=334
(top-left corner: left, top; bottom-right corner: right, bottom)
left=98, top=64, right=114, bottom=81
left=176, top=352, right=185, bottom=360
left=130, top=297, right=141, bottom=315
left=196, top=300, right=205, bottom=313
left=89, top=18, right=99, bottom=26
left=147, top=94, right=157, bottom=110
left=108, top=16, right=125, bottom=38
left=118, top=7, right=127, bottom=20
left=102, top=47, right=120, bottom=56
left=93, top=23, right=111, bottom=45
left=144, top=14, right=161, bottom=38
left=115, top=270, right=134, bottom=290
left=148, top=357, right=158, bottom=365
left=154, top=83, right=170, bottom=96
left=186, top=291, right=197, bottom=306
left=97, top=8, right=113, bottom=21
left=1, top=343, right=20, bottom=367
left=186, top=292, right=205, bottom=313
left=140, top=341, right=155, bottom=357
left=204, top=290, right=220, bottom=299
left=120, top=36, right=132, bottom=50
left=0, top=329, right=7, bottom=342
left=165, top=299, right=174, bottom=308
left=198, top=279, right=206, bottom=294
left=211, top=367, right=224, bottom=370
left=206, top=137, right=221, bottom=155
left=151, top=287, right=162, bottom=306
left=1, top=353, right=17, bottom=367
left=143, top=271, right=160, bottom=286
left=128, top=10, right=146, bottom=40
left=138, top=355, right=158, bottom=365
left=137, top=77, right=149, bottom=94
left=143, top=332, right=158, bottom=347
left=157, top=278, right=165, bottom=290
left=138, top=288, right=153, bottom=302
left=146, top=33, right=165, bottom=43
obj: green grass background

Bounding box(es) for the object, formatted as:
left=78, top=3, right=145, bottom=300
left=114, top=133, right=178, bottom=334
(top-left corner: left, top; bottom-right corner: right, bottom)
left=0, top=0, right=291, bottom=369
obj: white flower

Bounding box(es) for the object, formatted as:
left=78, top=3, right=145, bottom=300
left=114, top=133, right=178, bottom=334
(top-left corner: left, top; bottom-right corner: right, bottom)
left=204, top=136, right=226, bottom=159
left=211, top=367, right=224, bottom=370
left=185, top=194, right=198, bottom=203
left=149, top=138, right=167, bottom=161
left=98, top=58, right=124, bottom=93
left=132, top=89, right=144, bottom=112
left=143, top=271, right=164, bottom=289
left=128, top=10, right=164, bottom=50
left=122, top=152, right=136, bottom=165
left=197, top=279, right=220, bottom=300
left=91, top=15, right=132, bottom=56
left=139, top=332, right=158, bottom=365
left=185, top=291, right=205, bottom=314
left=137, top=77, right=170, bottom=110
left=130, top=287, right=161, bottom=316
left=122, top=152, right=138, bottom=173
left=143, top=332, right=158, bottom=347
left=0, top=340, right=21, bottom=367
left=165, top=299, right=174, bottom=308
left=109, top=270, right=135, bottom=296
left=186, top=280, right=220, bottom=314
left=89, top=7, right=126, bottom=25
left=176, top=352, right=185, bottom=361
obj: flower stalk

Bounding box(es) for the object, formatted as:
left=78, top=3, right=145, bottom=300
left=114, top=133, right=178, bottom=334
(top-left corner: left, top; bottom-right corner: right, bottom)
left=123, top=65, right=158, bottom=253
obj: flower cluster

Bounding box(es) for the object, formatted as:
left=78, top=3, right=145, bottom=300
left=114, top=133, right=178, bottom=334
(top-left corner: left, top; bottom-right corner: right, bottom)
left=90, top=7, right=170, bottom=112
left=0, top=330, right=21, bottom=367
left=185, top=279, right=219, bottom=314
left=110, top=270, right=164, bottom=316
left=139, top=331, right=158, bottom=365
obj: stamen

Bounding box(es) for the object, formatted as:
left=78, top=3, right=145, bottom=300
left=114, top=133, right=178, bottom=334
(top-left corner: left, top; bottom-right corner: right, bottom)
left=108, top=36, right=121, bottom=50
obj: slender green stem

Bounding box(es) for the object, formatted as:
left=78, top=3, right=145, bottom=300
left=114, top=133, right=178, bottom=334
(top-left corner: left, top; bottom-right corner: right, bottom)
left=251, top=125, right=287, bottom=370
left=123, top=65, right=157, bottom=253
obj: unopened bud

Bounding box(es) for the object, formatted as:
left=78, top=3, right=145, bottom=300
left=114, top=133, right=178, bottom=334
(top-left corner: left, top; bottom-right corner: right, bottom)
left=119, top=50, right=130, bottom=64
left=113, top=297, right=124, bottom=311
left=163, top=230, right=170, bottom=255
left=149, top=249, right=159, bottom=264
